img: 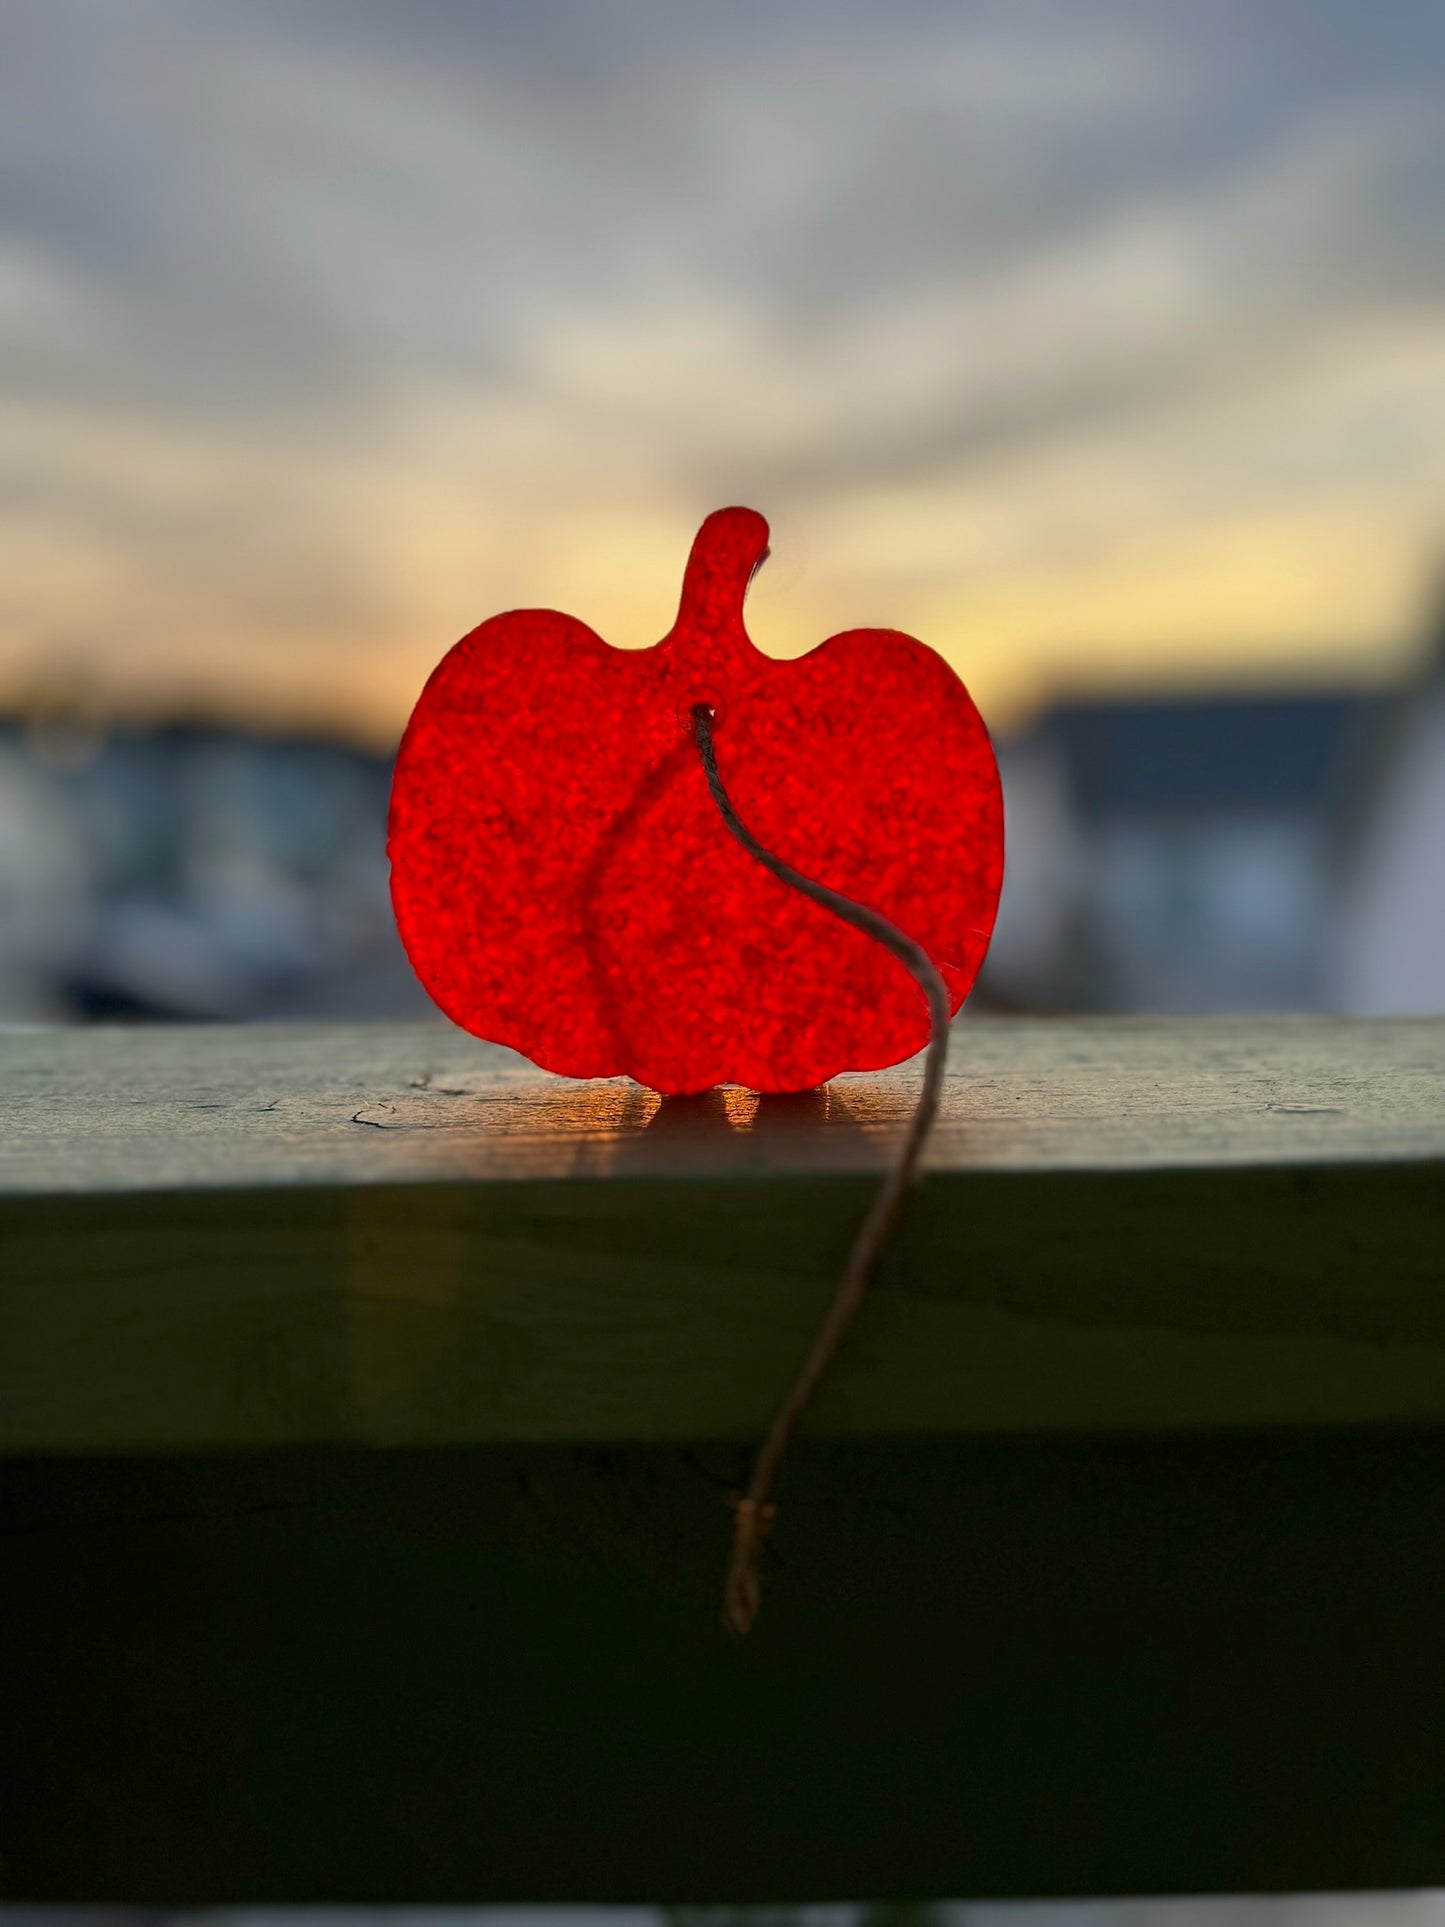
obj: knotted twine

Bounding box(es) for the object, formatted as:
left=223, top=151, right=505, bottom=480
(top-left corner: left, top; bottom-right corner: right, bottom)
left=692, top=703, right=951, bottom=1634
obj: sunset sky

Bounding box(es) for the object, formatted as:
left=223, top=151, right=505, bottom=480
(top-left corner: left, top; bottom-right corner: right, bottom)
left=4, top=0, right=1444, bottom=742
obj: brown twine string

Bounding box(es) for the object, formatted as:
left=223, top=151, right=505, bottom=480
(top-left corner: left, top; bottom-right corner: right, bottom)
left=692, top=703, right=951, bottom=1635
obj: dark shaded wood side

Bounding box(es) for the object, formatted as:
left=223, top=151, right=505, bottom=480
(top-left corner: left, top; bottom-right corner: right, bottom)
left=3, top=1160, right=1445, bottom=1452
left=4, top=1429, right=1445, bottom=1902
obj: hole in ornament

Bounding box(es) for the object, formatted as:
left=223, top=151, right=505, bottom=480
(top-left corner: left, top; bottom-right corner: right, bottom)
left=677, top=684, right=727, bottom=733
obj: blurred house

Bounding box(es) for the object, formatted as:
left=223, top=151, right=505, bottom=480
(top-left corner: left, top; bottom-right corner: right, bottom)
left=985, top=691, right=1384, bottom=1014
left=983, top=626, right=1445, bottom=1018
left=0, top=719, right=430, bottom=1024
left=1328, top=636, right=1445, bottom=1016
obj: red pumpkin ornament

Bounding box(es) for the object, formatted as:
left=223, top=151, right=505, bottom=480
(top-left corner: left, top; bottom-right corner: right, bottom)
left=389, top=507, right=1003, bottom=1095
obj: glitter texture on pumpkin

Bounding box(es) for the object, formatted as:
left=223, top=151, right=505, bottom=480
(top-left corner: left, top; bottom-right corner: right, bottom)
left=388, top=506, right=1004, bottom=1094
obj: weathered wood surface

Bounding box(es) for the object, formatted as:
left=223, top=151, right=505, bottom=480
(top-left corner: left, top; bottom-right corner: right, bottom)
left=2, top=1017, right=1444, bottom=1903
left=1, top=1018, right=1442, bottom=1452
left=3, top=1014, right=1442, bottom=1192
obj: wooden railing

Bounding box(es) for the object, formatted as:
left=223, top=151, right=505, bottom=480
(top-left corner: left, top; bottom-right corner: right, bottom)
left=2, top=1016, right=1442, bottom=1901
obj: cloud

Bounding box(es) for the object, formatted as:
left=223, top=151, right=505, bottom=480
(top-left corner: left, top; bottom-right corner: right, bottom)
left=1, top=0, right=1443, bottom=736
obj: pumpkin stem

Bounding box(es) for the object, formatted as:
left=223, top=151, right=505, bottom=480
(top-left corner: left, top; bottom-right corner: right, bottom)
left=672, top=506, right=770, bottom=645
